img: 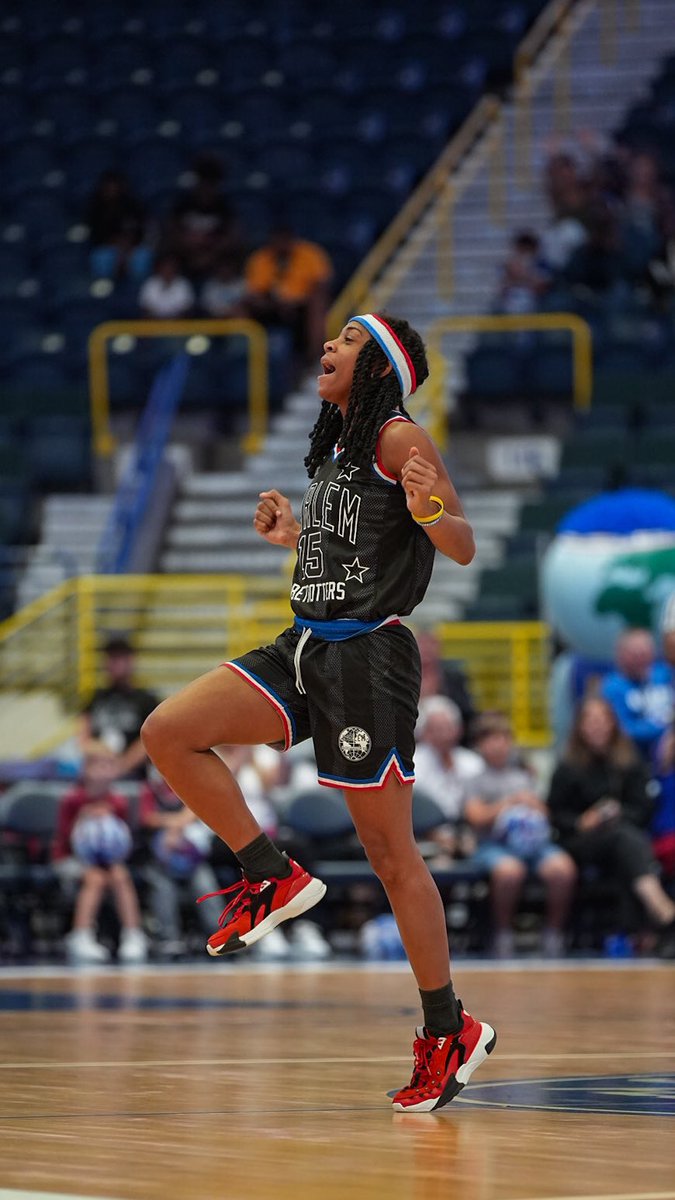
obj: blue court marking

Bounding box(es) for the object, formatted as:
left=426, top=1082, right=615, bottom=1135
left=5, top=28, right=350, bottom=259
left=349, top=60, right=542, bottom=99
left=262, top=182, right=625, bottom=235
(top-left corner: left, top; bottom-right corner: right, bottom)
left=456, top=1072, right=675, bottom=1117
left=0, top=989, right=418, bottom=1015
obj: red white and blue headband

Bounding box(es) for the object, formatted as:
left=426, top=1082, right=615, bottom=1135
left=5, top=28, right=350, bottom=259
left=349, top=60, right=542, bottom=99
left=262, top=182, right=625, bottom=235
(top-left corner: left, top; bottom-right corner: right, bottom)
left=349, top=313, right=417, bottom=401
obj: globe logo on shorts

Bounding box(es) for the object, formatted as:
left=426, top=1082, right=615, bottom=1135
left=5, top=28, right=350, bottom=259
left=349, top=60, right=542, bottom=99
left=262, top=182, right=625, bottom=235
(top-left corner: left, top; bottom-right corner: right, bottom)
left=338, top=726, right=372, bottom=761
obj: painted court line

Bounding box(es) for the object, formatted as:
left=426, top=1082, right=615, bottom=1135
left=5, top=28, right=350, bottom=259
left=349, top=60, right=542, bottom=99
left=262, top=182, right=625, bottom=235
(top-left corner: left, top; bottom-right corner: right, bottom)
left=513, top=1194, right=675, bottom=1200
left=0, top=1191, right=123, bottom=1200
left=1, top=1051, right=675, bottom=1071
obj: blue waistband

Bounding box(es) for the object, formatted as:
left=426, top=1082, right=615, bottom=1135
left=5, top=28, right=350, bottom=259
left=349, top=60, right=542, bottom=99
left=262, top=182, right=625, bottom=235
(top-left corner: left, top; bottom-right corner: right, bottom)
left=293, top=616, right=396, bottom=642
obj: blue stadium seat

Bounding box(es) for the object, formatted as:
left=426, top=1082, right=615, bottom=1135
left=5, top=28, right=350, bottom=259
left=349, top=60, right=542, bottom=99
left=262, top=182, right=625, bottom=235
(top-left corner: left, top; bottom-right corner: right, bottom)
left=124, top=139, right=184, bottom=198
left=31, top=37, right=87, bottom=86
left=278, top=40, right=338, bottom=87
left=528, top=344, right=574, bottom=397
left=108, top=356, right=145, bottom=409
left=32, top=89, right=98, bottom=144
left=5, top=140, right=60, bottom=195
left=166, top=88, right=223, bottom=142
left=466, top=345, right=524, bottom=397
left=100, top=88, right=162, bottom=140
left=154, top=37, right=213, bottom=91
left=25, top=428, right=91, bottom=491
left=63, top=139, right=121, bottom=201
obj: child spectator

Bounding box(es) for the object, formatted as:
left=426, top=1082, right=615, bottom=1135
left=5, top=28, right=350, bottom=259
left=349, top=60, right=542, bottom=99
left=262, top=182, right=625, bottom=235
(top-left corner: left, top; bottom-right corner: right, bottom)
left=53, top=751, right=147, bottom=964
left=465, top=712, right=576, bottom=958
left=494, top=231, right=550, bottom=315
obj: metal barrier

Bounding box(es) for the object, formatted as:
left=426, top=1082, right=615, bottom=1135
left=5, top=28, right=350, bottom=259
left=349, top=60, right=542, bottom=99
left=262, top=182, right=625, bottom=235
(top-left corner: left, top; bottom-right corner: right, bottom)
left=87, top=318, right=269, bottom=463
left=0, top=575, right=552, bottom=745
left=435, top=620, right=551, bottom=747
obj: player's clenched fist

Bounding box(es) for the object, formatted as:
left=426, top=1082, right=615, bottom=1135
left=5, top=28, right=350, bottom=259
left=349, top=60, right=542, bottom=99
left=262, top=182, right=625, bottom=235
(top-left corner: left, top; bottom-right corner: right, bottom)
left=401, top=446, right=439, bottom=519
left=254, top=490, right=301, bottom=548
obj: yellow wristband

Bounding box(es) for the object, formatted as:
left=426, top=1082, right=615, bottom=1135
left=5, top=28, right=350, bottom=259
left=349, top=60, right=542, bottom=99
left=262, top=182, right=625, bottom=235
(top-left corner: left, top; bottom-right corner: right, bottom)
left=412, top=496, right=444, bottom=526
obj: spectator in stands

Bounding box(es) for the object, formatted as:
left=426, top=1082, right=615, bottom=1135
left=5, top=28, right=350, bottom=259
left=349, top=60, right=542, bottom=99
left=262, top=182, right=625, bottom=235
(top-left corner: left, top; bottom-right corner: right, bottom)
left=86, top=169, right=153, bottom=283
left=79, top=636, right=159, bottom=781
left=139, top=253, right=195, bottom=319
left=544, top=151, right=589, bottom=223
left=200, top=253, right=247, bottom=318
left=53, top=749, right=148, bottom=964
left=465, top=712, right=576, bottom=957
left=415, top=697, right=484, bottom=859
left=564, top=199, right=626, bottom=301
left=167, top=153, right=242, bottom=282
left=600, top=628, right=674, bottom=764
left=547, top=696, right=675, bottom=958
left=244, top=216, right=333, bottom=367
left=416, top=629, right=476, bottom=738
left=139, top=768, right=223, bottom=958
left=494, top=231, right=550, bottom=315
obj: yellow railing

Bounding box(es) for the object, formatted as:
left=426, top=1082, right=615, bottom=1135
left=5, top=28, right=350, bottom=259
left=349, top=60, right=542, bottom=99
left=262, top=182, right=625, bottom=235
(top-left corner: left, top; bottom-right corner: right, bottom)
left=0, top=575, right=552, bottom=746
left=88, top=318, right=269, bottom=462
left=425, top=313, right=593, bottom=444
left=434, top=620, right=550, bottom=747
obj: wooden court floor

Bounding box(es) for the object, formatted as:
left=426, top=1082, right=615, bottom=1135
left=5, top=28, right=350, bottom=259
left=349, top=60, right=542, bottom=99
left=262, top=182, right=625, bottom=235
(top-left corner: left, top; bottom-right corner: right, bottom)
left=0, top=960, right=673, bottom=1200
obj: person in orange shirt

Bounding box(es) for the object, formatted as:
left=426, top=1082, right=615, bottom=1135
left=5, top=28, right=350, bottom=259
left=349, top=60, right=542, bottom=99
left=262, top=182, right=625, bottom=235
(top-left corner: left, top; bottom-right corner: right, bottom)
left=244, top=219, right=333, bottom=368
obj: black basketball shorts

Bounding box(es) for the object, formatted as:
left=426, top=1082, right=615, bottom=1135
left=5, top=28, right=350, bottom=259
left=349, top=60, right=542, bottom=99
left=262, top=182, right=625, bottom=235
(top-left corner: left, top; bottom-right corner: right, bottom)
left=225, top=623, right=421, bottom=789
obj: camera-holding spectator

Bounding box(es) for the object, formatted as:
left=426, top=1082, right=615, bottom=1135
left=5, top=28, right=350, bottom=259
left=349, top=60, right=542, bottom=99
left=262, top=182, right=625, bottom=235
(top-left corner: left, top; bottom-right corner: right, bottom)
left=138, top=253, right=195, bottom=319
left=53, top=750, right=147, bottom=965
left=86, top=169, right=153, bottom=283
left=547, top=696, right=675, bottom=958
left=600, top=628, right=674, bottom=764
left=465, top=712, right=576, bottom=958
left=79, top=636, right=159, bottom=782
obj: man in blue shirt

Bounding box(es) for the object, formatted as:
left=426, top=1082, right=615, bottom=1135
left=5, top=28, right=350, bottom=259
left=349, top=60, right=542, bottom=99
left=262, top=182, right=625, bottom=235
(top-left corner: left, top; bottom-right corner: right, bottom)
left=601, top=628, right=674, bottom=762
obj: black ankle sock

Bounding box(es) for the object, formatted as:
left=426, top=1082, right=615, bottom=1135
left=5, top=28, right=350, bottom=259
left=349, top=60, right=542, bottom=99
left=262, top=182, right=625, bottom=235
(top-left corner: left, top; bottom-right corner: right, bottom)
left=236, top=833, right=292, bottom=882
left=419, top=983, right=462, bottom=1036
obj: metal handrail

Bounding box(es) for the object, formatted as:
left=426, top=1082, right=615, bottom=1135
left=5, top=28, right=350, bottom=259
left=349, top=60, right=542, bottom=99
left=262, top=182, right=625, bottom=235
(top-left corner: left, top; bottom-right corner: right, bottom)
left=87, top=318, right=269, bottom=462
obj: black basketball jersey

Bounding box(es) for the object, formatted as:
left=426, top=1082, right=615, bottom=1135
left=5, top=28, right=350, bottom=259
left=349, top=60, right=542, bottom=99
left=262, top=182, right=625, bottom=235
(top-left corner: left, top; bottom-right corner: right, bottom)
left=290, top=415, right=435, bottom=623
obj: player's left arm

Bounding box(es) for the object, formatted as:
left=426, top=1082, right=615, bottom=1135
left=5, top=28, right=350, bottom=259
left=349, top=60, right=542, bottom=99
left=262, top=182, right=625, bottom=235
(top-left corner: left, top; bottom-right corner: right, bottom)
left=380, top=421, right=475, bottom=565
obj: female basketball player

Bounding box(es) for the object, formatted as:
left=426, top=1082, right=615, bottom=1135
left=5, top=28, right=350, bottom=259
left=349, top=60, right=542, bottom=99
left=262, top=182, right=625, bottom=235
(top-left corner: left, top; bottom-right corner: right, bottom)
left=141, top=313, right=496, bottom=1111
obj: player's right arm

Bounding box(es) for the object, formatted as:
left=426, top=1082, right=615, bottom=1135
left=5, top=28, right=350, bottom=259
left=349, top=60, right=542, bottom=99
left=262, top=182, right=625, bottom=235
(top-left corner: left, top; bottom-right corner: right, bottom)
left=254, top=489, right=301, bottom=549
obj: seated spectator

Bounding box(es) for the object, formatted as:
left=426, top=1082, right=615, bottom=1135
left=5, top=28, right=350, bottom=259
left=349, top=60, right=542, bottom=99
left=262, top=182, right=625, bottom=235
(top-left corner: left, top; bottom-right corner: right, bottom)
left=415, top=697, right=484, bottom=859
left=86, top=169, right=153, bottom=283
left=600, top=628, right=674, bottom=764
left=564, top=199, right=626, bottom=300
left=547, top=696, right=675, bottom=958
left=53, top=750, right=147, bottom=964
left=465, top=712, right=576, bottom=958
left=200, top=254, right=247, bottom=318
left=540, top=216, right=587, bottom=275
left=494, top=231, right=550, bottom=315
left=139, top=768, right=223, bottom=958
left=244, top=216, right=333, bottom=366
left=79, top=636, right=159, bottom=781
left=544, top=150, right=589, bottom=224
left=416, top=629, right=476, bottom=739
left=167, top=153, right=242, bottom=282
left=138, top=254, right=195, bottom=319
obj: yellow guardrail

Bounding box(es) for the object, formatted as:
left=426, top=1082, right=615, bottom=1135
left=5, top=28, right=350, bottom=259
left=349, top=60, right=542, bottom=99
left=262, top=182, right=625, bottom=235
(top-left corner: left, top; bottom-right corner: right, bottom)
left=0, top=575, right=552, bottom=746
left=434, top=620, right=551, bottom=747
left=88, top=318, right=269, bottom=462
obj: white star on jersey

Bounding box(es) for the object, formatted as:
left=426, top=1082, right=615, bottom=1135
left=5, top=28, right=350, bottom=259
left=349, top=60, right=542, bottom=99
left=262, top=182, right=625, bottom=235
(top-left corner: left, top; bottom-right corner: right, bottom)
left=337, top=463, right=359, bottom=481
left=342, top=556, right=370, bottom=583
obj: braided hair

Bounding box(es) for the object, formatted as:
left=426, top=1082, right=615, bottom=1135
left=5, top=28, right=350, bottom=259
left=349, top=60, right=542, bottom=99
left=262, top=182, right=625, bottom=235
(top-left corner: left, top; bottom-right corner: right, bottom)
left=304, top=314, right=429, bottom=478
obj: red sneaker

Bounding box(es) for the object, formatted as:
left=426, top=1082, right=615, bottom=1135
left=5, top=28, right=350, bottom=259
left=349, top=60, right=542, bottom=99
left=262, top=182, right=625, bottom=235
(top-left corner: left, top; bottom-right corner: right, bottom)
left=198, top=858, right=326, bottom=957
left=391, top=1006, right=496, bottom=1112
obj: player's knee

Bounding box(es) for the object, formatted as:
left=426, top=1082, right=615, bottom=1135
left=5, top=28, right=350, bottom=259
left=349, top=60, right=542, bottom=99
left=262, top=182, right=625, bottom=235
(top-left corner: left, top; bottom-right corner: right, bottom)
left=359, top=831, right=407, bottom=887
left=140, top=701, right=178, bottom=763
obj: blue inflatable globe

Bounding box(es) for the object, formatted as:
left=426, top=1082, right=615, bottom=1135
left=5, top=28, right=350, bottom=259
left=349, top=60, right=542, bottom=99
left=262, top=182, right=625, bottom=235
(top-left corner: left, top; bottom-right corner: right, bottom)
left=541, top=488, right=675, bottom=659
